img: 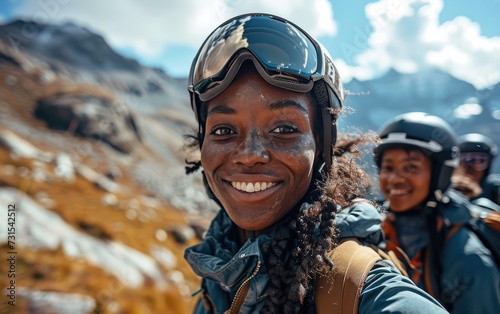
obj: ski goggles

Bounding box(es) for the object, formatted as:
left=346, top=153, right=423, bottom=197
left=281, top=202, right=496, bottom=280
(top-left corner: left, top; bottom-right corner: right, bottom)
left=188, top=13, right=344, bottom=121
left=459, top=152, right=491, bottom=171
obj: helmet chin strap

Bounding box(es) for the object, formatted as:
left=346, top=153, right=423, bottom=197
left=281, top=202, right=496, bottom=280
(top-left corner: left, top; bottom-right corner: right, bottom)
left=321, top=109, right=333, bottom=172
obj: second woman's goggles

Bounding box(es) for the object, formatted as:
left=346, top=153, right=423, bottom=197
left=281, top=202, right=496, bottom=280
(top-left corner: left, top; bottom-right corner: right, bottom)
left=188, top=13, right=344, bottom=110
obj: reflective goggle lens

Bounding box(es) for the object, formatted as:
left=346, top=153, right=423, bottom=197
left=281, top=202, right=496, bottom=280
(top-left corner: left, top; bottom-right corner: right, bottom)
left=190, top=14, right=321, bottom=98
left=460, top=152, right=490, bottom=171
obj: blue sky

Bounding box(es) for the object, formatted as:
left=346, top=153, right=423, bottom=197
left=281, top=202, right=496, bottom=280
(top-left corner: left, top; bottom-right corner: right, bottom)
left=1, top=0, right=499, bottom=89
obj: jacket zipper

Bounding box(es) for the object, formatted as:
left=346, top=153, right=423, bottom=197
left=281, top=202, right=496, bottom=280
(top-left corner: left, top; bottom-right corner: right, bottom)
left=226, top=259, right=261, bottom=314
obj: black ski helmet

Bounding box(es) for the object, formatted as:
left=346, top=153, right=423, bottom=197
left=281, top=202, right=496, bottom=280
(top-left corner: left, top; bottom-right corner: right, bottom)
left=187, top=13, right=344, bottom=173
left=373, top=112, right=459, bottom=200
left=457, top=133, right=497, bottom=175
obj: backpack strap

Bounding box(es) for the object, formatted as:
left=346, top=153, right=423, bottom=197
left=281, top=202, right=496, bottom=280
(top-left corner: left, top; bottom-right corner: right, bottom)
left=369, top=244, right=409, bottom=278
left=315, top=238, right=381, bottom=314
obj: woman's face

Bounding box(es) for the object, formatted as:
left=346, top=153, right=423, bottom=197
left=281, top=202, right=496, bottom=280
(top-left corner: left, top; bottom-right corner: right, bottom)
left=456, top=152, right=489, bottom=183
left=201, top=69, right=318, bottom=231
left=379, top=148, right=432, bottom=212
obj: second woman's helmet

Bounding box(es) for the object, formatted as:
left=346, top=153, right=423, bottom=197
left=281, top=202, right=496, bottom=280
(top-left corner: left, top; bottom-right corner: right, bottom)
left=188, top=13, right=344, bottom=173
left=373, top=112, right=459, bottom=200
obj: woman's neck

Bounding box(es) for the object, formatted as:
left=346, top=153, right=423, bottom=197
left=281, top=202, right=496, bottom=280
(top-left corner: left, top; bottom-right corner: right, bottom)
left=237, top=225, right=275, bottom=246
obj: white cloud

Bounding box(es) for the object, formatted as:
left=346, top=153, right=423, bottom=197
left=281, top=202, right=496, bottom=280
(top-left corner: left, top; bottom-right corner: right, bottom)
left=11, top=0, right=337, bottom=59
left=336, top=0, right=500, bottom=89
left=454, top=103, right=482, bottom=119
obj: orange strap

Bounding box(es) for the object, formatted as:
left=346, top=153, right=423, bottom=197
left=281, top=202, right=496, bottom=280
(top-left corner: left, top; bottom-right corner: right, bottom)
left=315, top=238, right=381, bottom=314
left=383, top=219, right=424, bottom=283
left=485, top=211, right=500, bottom=231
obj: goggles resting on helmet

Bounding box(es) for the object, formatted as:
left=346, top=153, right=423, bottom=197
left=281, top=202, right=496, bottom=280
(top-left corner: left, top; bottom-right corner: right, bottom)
left=188, top=13, right=344, bottom=172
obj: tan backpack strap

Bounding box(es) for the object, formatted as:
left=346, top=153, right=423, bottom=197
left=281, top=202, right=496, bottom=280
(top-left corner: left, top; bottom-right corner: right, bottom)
left=369, top=244, right=409, bottom=278
left=315, top=238, right=381, bottom=314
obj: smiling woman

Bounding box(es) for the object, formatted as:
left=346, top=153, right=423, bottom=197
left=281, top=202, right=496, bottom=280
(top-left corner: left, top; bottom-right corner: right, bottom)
left=373, top=112, right=500, bottom=313
left=182, top=13, right=448, bottom=314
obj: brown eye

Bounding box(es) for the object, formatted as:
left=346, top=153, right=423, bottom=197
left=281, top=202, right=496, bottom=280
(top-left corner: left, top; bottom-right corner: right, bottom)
left=210, top=127, right=234, bottom=135
left=271, top=124, right=298, bottom=134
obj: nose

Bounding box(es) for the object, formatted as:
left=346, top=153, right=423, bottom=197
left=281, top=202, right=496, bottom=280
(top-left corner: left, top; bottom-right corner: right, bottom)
left=384, top=169, right=406, bottom=184
left=232, top=130, right=270, bottom=166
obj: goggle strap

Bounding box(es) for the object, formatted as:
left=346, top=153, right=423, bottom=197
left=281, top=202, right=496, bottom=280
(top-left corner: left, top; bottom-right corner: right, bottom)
left=322, top=108, right=333, bottom=172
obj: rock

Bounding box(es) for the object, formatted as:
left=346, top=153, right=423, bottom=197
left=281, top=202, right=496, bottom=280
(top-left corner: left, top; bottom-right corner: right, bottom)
left=54, top=152, right=75, bottom=182
left=138, top=195, right=162, bottom=210
left=189, top=219, right=209, bottom=240
left=170, top=225, right=195, bottom=244
left=34, top=92, right=141, bottom=154
left=18, top=288, right=96, bottom=314
left=125, top=209, right=137, bottom=221
left=150, top=245, right=176, bottom=269
left=94, top=177, right=120, bottom=193
left=100, top=193, right=118, bottom=207
left=105, top=165, right=122, bottom=180
left=76, top=221, right=112, bottom=241
left=38, top=70, right=56, bottom=85
left=167, top=270, right=190, bottom=297
left=155, top=229, right=168, bottom=242
left=5, top=74, right=17, bottom=86
left=0, top=129, right=53, bottom=162
left=38, top=197, right=56, bottom=209
left=75, top=164, right=120, bottom=193
left=31, top=167, right=51, bottom=182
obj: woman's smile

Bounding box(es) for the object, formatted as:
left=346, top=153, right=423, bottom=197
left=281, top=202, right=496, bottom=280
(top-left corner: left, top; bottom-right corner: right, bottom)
left=230, top=181, right=277, bottom=193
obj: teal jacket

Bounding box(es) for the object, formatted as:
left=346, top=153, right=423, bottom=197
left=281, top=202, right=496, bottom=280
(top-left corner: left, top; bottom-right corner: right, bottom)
left=184, top=202, right=447, bottom=313
left=384, top=190, right=500, bottom=313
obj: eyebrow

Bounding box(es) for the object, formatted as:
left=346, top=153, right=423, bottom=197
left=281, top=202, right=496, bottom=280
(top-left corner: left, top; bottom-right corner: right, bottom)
left=207, top=104, right=237, bottom=116
left=269, top=100, right=308, bottom=113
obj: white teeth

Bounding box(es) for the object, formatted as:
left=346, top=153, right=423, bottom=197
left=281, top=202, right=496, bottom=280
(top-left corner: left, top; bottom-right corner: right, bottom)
left=246, top=183, right=254, bottom=193
left=231, top=181, right=276, bottom=193
left=390, top=189, right=409, bottom=196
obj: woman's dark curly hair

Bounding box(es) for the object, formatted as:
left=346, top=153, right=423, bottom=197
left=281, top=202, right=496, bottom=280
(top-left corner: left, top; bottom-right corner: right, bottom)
left=185, top=102, right=377, bottom=313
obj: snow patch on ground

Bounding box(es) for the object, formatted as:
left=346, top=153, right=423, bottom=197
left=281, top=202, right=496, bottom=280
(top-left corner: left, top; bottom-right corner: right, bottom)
left=0, top=187, right=171, bottom=289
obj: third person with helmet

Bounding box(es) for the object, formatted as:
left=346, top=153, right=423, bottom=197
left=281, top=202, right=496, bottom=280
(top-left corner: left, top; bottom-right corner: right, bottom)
left=452, top=133, right=500, bottom=211
left=373, top=112, right=500, bottom=313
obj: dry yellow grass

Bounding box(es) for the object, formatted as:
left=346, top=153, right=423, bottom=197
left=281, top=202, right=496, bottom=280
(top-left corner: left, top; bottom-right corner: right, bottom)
left=0, top=63, right=203, bottom=313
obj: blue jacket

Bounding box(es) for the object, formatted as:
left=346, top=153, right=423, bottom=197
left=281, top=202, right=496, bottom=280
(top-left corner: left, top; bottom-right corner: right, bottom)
left=474, top=173, right=500, bottom=209
left=384, top=190, right=500, bottom=313
left=185, top=202, right=447, bottom=313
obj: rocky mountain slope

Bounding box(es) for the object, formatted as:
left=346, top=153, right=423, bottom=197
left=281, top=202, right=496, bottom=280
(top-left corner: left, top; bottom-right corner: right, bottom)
left=0, top=19, right=214, bottom=314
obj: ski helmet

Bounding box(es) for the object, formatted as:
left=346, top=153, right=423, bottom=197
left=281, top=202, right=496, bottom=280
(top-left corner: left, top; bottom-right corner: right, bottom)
left=457, top=133, right=497, bottom=175
left=188, top=13, right=344, bottom=173
left=373, top=112, right=459, bottom=200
